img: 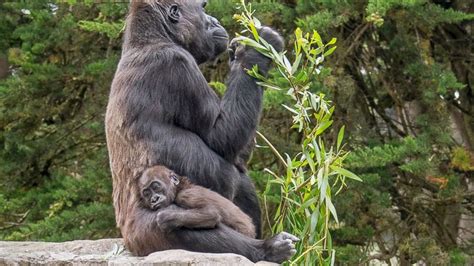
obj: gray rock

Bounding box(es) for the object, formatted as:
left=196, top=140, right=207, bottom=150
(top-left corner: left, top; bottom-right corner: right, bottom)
left=0, top=239, right=278, bottom=266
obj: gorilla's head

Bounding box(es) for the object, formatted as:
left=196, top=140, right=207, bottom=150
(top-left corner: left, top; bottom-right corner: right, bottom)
left=128, top=0, right=229, bottom=64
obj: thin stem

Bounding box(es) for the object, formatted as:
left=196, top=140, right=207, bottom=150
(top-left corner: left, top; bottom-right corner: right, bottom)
left=256, top=131, right=287, bottom=167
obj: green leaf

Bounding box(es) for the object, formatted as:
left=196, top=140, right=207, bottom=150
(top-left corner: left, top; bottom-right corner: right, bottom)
left=324, top=46, right=337, bottom=57
left=316, top=120, right=333, bottom=136
left=283, top=55, right=292, bottom=74
left=327, top=37, right=337, bottom=45
left=313, top=139, right=322, bottom=165
left=249, top=22, right=259, bottom=42
left=320, top=177, right=328, bottom=202
left=282, top=104, right=299, bottom=115
left=312, top=30, right=323, bottom=47
left=301, top=197, right=318, bottom=209
left=291, top=53, right=302, bottom=75
left=257, top=82, right=281, bottom=90
left=337, top=126, right=345, bottom=151
left=304, top=150, right=316, bottom=173
left=310, top=210, right=319, bottom=234
left=252, top=17, right=262, bottom=28
left=326, top=198, right=339, bottom=224
left=330, top=166, right=362, bottom=182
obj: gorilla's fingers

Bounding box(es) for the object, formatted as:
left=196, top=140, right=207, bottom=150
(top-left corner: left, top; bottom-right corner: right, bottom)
left=257, top=26, right=284, bottom=52
left=229, top=36, right=246, bottom=62
left=280, top=231, right=300, bottom=242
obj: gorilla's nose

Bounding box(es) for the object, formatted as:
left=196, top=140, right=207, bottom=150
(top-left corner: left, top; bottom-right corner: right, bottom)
left=151, top=195, right=160, bottom=203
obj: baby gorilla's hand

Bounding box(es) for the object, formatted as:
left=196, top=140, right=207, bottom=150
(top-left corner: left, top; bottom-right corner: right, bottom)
left=156, top=209, right=182, bottom=232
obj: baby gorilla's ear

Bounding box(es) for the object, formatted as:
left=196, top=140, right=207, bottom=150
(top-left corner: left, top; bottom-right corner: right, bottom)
left=170, top=173, right=180, bottom=185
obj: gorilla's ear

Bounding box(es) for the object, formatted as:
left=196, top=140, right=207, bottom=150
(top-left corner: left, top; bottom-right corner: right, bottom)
left=170, top=173, right=180, bottom=186
left=167, top=4, right=180, bottom=23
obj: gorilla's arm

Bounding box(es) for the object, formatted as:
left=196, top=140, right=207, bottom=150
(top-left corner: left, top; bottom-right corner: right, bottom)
left=208, top=60, right=264, bottom=161
left=156, top=204, right=221, bottom=232
left=151, top=29, right=282, bottom=163
left=158, top=51, right=264, bottom=163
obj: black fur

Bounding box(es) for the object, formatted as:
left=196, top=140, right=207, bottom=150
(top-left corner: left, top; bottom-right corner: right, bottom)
left=106, top=0, right=296, bottom=262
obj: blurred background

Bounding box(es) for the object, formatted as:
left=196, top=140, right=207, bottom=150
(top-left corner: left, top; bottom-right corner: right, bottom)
left=0, top=0, right=472, bottom=264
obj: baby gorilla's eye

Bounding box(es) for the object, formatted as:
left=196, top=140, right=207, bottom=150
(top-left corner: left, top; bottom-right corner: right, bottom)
left=143, top=189, right=151, bottom=198
left=151, top=181, right=161, bottom=191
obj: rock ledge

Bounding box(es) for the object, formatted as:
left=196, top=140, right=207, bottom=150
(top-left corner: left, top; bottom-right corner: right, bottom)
left=0, top=238, right=277, bottom=265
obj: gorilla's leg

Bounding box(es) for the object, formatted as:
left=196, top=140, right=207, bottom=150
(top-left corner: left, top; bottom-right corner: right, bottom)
left=125, top=205, right=298, bottom=262
left=169, top=224, right=298, bottom=263
left=233, top=173, right=262, bottom=238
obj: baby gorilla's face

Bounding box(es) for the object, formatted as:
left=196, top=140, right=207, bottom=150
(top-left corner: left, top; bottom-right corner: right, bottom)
left=142, top=180, right=168, bottom=210
left=139, top=166, right=180, bottom=211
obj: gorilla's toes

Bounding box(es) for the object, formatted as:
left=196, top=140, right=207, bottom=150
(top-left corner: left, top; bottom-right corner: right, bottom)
left=263, top=232, right=299, bottom=263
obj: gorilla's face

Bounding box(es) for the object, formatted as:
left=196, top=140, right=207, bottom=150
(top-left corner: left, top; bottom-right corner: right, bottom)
left=138, top=166, right=179, bottom=211
left=148, top=0, right=229, bottom=64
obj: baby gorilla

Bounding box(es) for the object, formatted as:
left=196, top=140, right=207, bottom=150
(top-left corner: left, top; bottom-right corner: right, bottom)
left=138, top=166, right=256, bottom=238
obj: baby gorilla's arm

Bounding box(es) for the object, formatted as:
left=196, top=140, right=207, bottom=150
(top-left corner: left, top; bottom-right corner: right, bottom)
left=156, top=204, right=221, bottom=232
left=174, top=186, right=256, bottom=238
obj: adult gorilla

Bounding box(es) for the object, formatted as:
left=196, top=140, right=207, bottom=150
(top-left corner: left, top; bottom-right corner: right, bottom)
left=105, top=0, right=298, bottom=262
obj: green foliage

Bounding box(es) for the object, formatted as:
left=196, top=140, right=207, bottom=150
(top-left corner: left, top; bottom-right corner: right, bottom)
left=0, top=0, right=125, bottom=241
left=206, top=0, right=238, bottom=29
left=235, top=2, right=360, bottom=264
left=78, top=21, right=124, bottom=39
left=451, top=147, right=474, bottom=172
left=296, top=10, right=349, bottom=34
left=365, top=0, right=474, bottom=27
left=449, top=248, right=468, bottom=265
left=1, top=0, right=472, bottom=265
left=366, top=0, right=425, bottom=17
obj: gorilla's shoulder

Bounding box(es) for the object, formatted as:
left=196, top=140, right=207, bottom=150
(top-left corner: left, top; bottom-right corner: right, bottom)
left=120, top=44, right=194, bottom=70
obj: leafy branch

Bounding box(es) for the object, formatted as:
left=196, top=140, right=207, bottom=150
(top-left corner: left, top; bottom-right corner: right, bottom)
left=234, top=1, right=361, bottom=265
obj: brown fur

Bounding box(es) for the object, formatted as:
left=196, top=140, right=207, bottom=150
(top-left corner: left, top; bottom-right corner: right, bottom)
left=124, top=166, right=256, bottom=255
left=138, top=166, right=256, bottom=238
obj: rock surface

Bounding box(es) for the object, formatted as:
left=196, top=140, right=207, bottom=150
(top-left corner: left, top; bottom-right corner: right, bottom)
left=0, top=239, right=278, bottom=265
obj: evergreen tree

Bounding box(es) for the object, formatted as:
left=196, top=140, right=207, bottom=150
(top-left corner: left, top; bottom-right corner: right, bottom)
left=0, top=1, right=127, bottom=241
left=0, top=0, right=472, bottom=264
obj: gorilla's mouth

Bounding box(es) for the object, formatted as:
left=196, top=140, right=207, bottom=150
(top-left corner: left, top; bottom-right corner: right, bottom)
left=211, top=30, right=230, bottom=58
left=151, top=199, right=166, bottom=210
left=211, top=28, right=229, bottom=41
left=213, top=34, right=229, bottom=40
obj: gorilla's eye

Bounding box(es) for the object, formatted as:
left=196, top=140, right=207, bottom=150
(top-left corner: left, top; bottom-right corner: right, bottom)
left=151, top=181, right=161, bottom=191
left=143, top=189, right=151, bottom=198
left=168, top=4, right=180, bottom=23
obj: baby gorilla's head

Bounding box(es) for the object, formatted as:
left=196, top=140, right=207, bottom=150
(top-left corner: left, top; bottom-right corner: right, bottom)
left=138, top=166, right=180, bottom=211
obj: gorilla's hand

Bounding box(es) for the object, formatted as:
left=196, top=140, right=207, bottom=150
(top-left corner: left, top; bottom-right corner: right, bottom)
left=156, top=209, right=181, bottom=233
left=229, top=26, right=284, bottom=74
left=263, top=231, right=299, bottom=263
left=257, top=26, right=284, bottom=52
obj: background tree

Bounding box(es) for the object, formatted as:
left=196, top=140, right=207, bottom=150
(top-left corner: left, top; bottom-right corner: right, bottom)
left=0, top=0, right=124, bottom=240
